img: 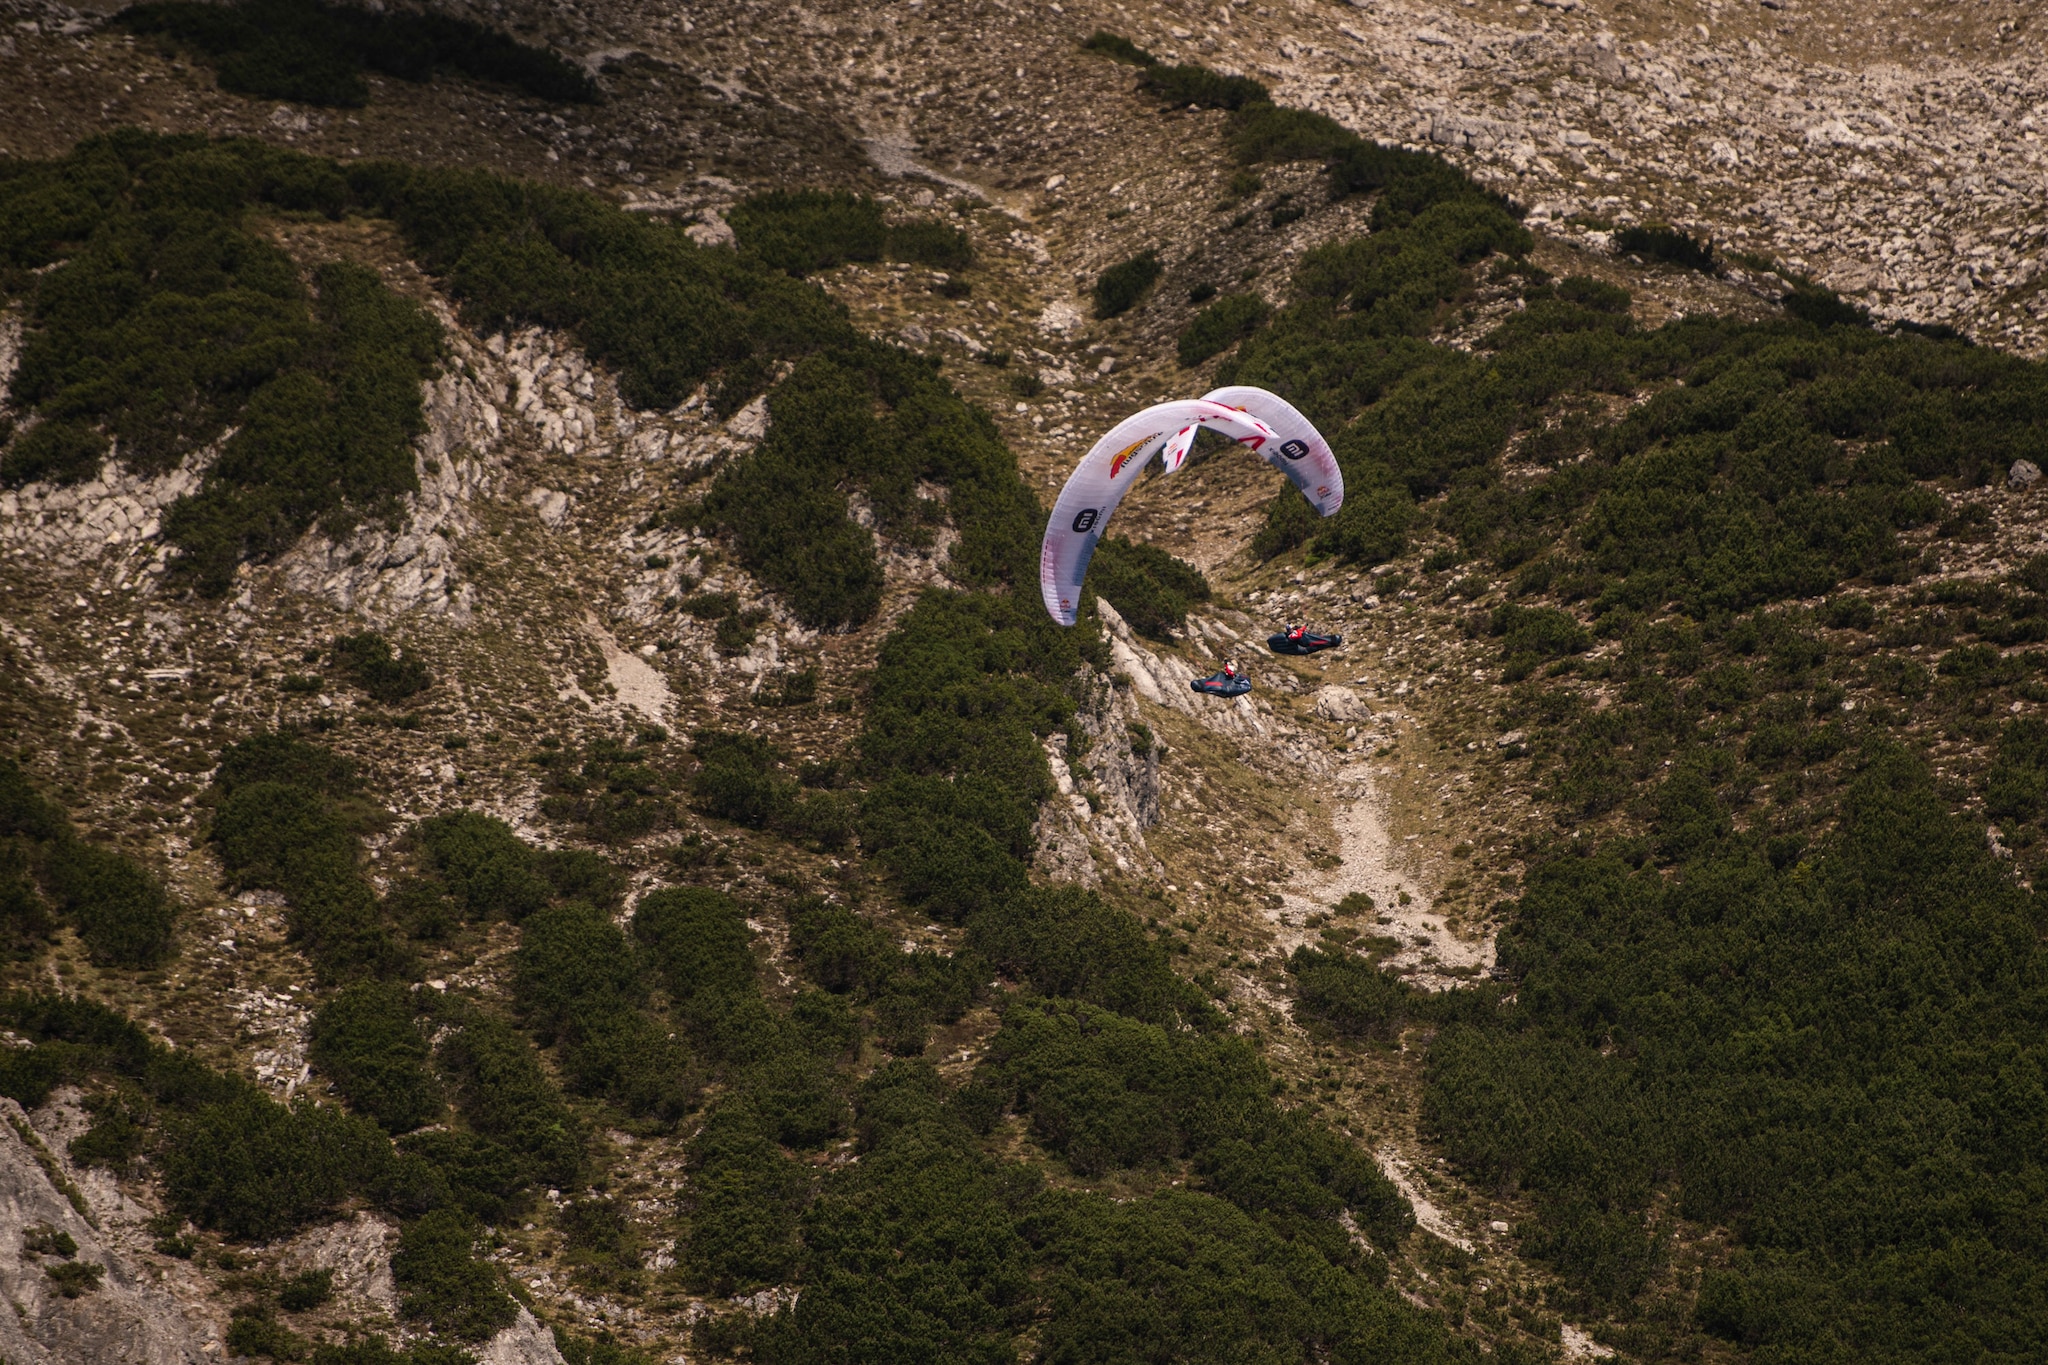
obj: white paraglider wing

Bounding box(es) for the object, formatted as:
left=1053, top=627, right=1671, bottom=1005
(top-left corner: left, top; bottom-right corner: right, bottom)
left=1201, top=385, right=1344, bottom=518
left=1161, top=424, right=1199, bottom=475
left=1040, top=398, right=1279, bottom=626
left=1039, top=387, right=1344, bottom=625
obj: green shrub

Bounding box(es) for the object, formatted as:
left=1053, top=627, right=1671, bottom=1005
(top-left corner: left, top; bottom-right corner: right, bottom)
left=115, top=0, right=599, bottom=107
left=22, top=1223, right=76, bottom=1257
left=1229, top=103, right=1355, bottom=165
left=1783, top=285, right=1870, bottom=328
left=1492, top=603, right=1591, bottom=666
left=512, top=901, right=641, bottom=1044
left=507, top=891, right=710, bottom=1124
left=1427, top=750, right=2048, bottom=1349
left=210, top=772, right=408, bottom=984
left=435, top=1010, right=582, bottom=1188
left=308, top=1338, right=478, bottom=1365
left=1138, top=64, right=1270, bottom=110
left=159, top=1089, right=391, bottom=1241
left=699, top=340, right=1039, bottom=626
left=1085, top=538, right=1211, bottom=640
left=70, top=1091, right=148, bottom=1168
left=1614, top=223, right=1715, bottom=273
left=689, top=730, right=795, bottom=829
left=1081, top=31, right=1156, bottom=66
left=394, top=1128, right=528, bottom=1224
left=46, top=1260, right=103, bottom=1298
left=1177, top=292, right=1269, bottom=366
left=227, top=1306, right=306, bottom=1360
left=0, top=420, right=105, bottom=485
left=1286, top=947, right=1412, bottom=1039
left=1092, top=252, right=1163, bottom=319
left=729, top=191, right=885, bottom=276
left=413, top=812, right=551, bottom=921
left=679, top=1104, right=807, bottom=1295
left=4, top=139, right=449, bottom=588
left=534, top=739, right=673, bottom=846
left=536, top=848, right=627, bottom=910
left=277, top=1267, right=334, bottom=1311
left=1558, top=274, right=1633, bottom=312
left=884, top=218, right=974, bottom=272
left=393, top=1208, right=518, bottom=1340
left=332, top=632, right=431, bottom=704
left=308, top=982, right=441, bottom=1134
left=41, top=837, right=178, bottom=968
left=163, top=261, right=442, bottom=594
left=0, top=757, right=174, bottom=967
left=212, top=732, right=359, bottom=797
left=633, top=887, right=782, bottom=1070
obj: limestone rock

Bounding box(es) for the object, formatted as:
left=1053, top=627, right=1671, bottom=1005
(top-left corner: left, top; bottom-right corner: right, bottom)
left=479, top=1306, right=569, bottom=1365
left=0, top=1099, right=208, bottom=1365
left=2009, top=460, right=2041, bottom=489
left=1313, top=685, right=1372, bottom=723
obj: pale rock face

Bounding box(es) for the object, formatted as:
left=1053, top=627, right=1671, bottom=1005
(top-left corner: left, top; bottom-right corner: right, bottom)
left=478, top=1306, right=569, bottom=1365
left=1038, top=299, right=1083, bottom=335
left=1314, top=685, right=1373, bottom=723
left=0, top=1099, right=209, bottom=1365
left=527, top=487, right=575, bottom=529
left=724, top=393, right=771, bottom=441
left=271, top=1214, right=399, bottom=1316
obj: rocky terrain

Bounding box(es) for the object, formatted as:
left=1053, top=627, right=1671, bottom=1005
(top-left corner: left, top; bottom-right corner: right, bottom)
left=2, top=0, right=2047, bottom=1362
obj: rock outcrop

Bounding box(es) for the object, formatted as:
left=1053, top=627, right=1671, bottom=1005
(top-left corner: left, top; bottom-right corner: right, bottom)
left=0, top=1099, right=209, bottom=1365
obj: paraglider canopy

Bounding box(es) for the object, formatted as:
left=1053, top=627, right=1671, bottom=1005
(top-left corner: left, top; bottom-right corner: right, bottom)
left=1039, top=386, right=1341, bottom=626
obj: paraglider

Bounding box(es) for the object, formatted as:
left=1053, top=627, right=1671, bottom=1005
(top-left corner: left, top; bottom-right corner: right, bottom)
left=1039, top=386, right=1342, bottom=628
left=1192, top=659, right=1252, bottom=698
left=1268, top=625, right=1343, bottom=656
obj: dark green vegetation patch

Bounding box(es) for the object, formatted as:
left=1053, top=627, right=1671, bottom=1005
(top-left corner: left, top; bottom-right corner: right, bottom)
left=4, top=134, right=1029, bottom=629
left=727, top=190, right=972, bottom=277
left=1092, top=251, right=1163, bottom=319
left=1084, top=536, right=1211, bottom=641
left=0, top=132, right=442, bottom=594
left=1429, top=751, right=2048, bottom=1359
left=0, top=758, right=177, bottom=966
left=1613, top=222, right=1716, bottom=274
left=115, top=0, right=599, bottom=108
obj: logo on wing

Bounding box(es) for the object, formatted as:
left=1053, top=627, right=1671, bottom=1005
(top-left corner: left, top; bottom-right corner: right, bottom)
left=1279, top=439, right=1310, bottom=461
left=1071, top=508, right=1100, bottom=533
left=1108, top=435, right=1157, bottom=480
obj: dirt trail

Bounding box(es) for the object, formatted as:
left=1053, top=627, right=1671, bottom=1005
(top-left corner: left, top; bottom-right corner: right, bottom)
left=1291, top=758, right=1497, bottom=989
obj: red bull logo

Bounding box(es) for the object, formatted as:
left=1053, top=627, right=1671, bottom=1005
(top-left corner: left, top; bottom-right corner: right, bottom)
left=1108, top=435, right=1157, bottom=479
